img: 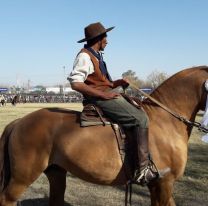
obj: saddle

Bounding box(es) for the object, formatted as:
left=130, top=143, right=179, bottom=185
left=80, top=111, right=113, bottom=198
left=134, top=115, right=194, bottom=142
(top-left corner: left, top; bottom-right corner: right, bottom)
left=80, top=104, right=111, bottom=127
left=80, top=94, right=142, bottom=127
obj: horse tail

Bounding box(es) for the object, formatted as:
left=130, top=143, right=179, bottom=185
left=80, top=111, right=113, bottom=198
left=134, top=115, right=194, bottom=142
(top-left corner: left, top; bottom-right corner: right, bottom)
left=0, top=119, right=18, bottom=192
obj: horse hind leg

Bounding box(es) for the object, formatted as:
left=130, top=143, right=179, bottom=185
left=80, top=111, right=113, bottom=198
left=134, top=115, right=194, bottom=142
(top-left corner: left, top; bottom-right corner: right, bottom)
left=0, top=156, right=50, bottom=205
left=0, top=178, right=34, bottom=206
left=0, top=162, right=49, bottom=206
left=44, top=165, right=67, bottom=206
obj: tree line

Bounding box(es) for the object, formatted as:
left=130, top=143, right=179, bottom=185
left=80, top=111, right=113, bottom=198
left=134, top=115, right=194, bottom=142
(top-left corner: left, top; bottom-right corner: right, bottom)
left=122, top=69, right=169, bottom=89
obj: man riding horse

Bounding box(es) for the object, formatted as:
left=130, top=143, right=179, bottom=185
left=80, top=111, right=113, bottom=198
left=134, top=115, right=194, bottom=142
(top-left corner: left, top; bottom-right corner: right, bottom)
left=68, top=22, right=159, bottom=185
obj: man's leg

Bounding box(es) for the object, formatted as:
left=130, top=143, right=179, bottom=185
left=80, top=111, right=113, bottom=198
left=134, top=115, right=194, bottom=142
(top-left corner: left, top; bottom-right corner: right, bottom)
left=133, top=127, right=159, bottom=185
left=95, top=96, right=159, bottom=185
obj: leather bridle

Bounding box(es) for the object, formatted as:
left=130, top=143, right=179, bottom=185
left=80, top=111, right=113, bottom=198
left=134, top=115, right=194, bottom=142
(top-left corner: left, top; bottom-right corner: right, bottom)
left=127, top=81, right=208, bottom=133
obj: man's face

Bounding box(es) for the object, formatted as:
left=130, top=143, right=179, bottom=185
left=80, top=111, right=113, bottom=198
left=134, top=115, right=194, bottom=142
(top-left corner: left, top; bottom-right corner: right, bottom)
left=99, top=34, right=108, bottom=51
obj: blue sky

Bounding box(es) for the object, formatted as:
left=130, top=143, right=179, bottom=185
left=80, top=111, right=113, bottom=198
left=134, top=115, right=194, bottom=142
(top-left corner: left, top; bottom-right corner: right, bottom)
left=0, top=0, right=208, bottom=86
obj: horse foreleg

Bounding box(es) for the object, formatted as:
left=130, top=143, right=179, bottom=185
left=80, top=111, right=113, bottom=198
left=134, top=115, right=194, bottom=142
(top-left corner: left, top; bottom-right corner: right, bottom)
left=44, top=165, right=67, bottom=206
left=148, top=179, right=176, bottom=206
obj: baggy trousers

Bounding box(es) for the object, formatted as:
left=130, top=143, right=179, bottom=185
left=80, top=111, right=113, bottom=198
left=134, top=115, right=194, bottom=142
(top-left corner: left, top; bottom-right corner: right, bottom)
left=95, top=96, right=149, bottom=129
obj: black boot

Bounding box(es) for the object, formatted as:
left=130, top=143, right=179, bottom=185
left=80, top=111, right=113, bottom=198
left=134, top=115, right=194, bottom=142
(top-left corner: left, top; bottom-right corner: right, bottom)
left=133, top=127, right=159, bottom=186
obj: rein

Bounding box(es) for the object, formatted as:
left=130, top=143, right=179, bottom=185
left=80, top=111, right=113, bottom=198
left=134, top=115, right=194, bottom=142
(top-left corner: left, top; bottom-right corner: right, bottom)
left=128, top=83, right=208, bottom=133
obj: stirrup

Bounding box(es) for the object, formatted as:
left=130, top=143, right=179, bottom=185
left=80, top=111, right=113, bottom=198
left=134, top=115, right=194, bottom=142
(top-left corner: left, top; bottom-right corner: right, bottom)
left=132, top=160, right=160, bottom=186
left=132, top=160, right=171, bottom=186
left=140, top=168, right=158, bottom=186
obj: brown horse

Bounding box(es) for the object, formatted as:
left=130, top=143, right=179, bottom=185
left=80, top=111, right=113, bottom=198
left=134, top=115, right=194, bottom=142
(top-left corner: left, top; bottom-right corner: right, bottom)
left=0, top=66, right=208, bottom=206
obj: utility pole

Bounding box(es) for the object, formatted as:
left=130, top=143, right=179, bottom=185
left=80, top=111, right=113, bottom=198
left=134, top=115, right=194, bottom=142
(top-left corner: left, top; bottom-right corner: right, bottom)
left=63, top=66, right=66, bottom=102
left=27, top=79, right=31, bottom=92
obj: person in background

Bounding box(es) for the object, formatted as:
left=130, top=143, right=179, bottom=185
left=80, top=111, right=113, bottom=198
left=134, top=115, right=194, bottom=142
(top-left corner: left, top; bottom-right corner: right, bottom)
left=0, top=94, right=6, bottom=106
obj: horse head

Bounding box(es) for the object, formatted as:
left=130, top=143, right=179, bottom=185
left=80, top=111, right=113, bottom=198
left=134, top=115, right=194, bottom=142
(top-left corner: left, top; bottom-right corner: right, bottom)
left=198, top=77, right=208, bottom=111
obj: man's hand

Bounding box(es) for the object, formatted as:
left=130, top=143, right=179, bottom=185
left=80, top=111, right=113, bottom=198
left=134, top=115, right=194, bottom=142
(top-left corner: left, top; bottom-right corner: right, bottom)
left=113, top=78, right=129, bottom=89
left=71, top=82, right=120, bottom=100
left=100, top=91, right=120, bottom=100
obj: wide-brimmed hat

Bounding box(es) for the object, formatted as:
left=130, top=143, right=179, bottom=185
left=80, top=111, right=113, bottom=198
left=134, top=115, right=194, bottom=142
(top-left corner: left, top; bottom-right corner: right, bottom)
left=77, top=22, right=114, bottom=43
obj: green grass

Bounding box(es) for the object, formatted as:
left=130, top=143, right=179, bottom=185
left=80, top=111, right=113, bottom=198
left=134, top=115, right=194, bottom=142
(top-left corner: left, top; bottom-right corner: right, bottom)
left=0, top=103, right=208, bottom=206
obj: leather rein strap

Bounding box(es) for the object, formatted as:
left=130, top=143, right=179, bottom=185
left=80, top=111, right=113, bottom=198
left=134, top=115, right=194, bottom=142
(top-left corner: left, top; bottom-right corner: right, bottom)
left=128, top=83, right=208, bottom=133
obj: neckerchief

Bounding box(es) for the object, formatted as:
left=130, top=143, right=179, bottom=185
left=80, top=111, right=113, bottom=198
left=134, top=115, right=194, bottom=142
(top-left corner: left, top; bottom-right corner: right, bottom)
left=84, top=45, right=112, bottom=81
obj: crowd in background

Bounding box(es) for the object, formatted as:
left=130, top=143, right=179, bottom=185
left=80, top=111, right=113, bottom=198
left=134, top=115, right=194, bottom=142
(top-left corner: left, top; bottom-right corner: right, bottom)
left=0, top=87, right=152, bottom=107
left=0, top=92, right=83, bottom=106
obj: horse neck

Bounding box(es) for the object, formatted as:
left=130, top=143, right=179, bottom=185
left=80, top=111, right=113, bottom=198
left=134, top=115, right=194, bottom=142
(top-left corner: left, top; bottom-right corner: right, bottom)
left=148, top=77, right=201, bottom=122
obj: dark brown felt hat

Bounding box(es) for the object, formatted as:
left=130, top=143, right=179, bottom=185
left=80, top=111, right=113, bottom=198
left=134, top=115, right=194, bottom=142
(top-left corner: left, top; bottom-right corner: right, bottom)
left=77, top=22, right=114, bottom=43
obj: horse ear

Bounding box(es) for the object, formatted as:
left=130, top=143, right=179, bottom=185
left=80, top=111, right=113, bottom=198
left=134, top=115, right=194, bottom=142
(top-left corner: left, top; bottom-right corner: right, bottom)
left=205, top=80, right=208, bottom=92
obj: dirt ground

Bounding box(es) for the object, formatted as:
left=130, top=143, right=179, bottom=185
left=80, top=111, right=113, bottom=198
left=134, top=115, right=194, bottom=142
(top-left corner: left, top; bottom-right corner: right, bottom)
left=20, top=174, right=151, bottom=206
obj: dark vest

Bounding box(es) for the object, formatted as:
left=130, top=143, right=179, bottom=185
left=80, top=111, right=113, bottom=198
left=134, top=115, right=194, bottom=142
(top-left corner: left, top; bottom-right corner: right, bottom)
left=80, top=48, right=113, bottom=92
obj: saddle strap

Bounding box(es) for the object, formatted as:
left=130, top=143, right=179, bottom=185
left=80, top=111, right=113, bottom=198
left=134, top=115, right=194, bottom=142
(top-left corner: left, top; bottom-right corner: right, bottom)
left=111, top=124, right=133, bottom=176
left=125, top=182, right=132, bottom=206
left=92, top=105, right=107, bottom=126
left=112, top=124, right=134, bottom=206
left=111, top=124, right=126, bottom=159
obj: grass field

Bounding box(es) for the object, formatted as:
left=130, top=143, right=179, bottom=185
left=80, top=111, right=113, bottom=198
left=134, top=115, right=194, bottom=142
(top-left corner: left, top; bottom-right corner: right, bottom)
left=0, top=103, right=208, bottom=206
